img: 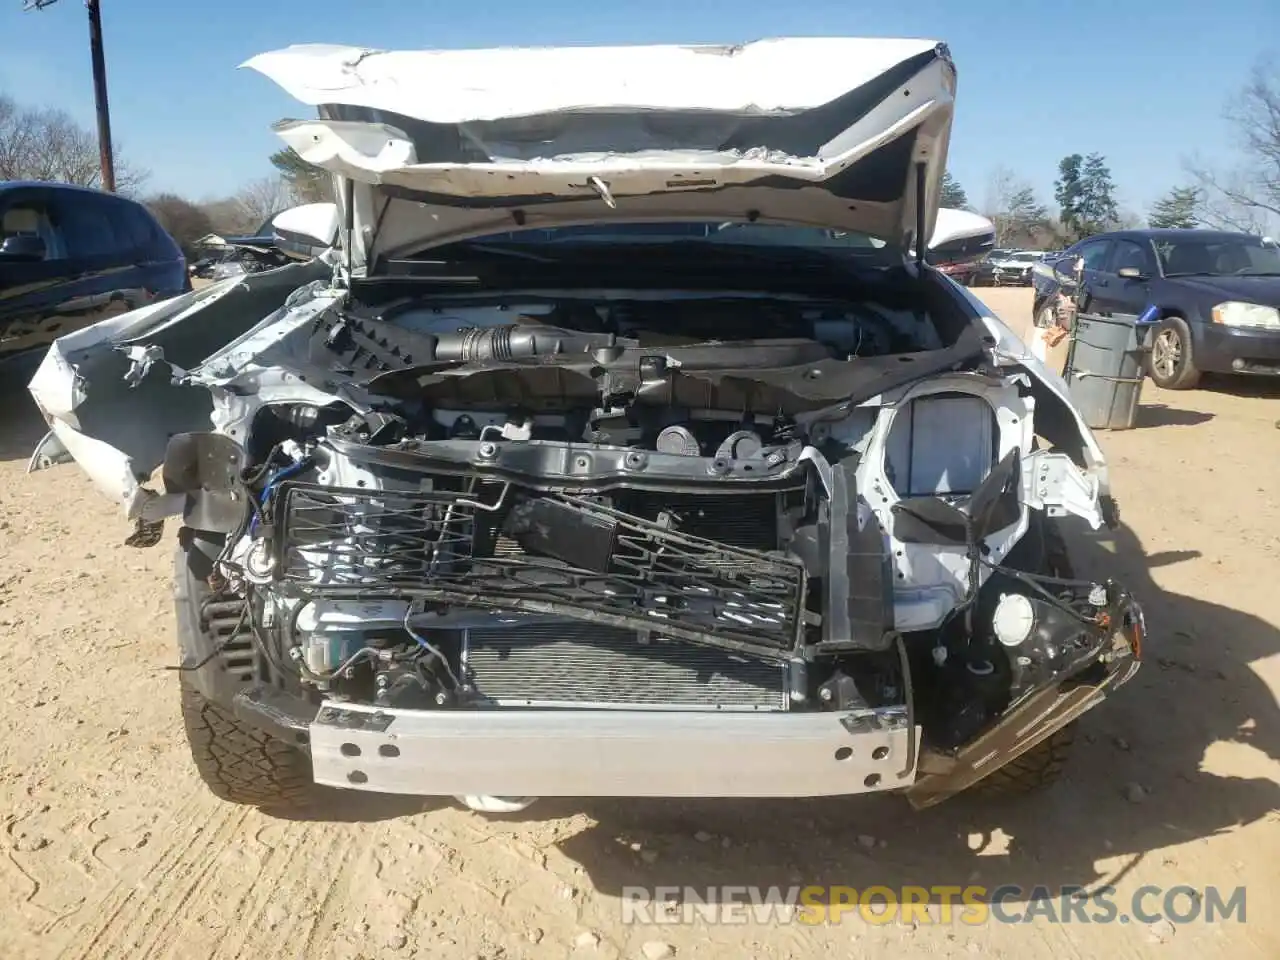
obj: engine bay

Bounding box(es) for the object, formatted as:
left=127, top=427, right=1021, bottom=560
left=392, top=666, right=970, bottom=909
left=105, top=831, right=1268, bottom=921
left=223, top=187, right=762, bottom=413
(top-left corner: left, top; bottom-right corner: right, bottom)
left=164, top=281, right=1135, bottom=762
left=375, top=289, right=944, bottom=356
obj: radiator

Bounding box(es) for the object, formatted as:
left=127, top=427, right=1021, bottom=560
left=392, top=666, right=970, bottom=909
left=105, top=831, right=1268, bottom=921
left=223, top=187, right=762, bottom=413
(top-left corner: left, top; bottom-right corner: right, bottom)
left=461, top=621, right=789, bottom=711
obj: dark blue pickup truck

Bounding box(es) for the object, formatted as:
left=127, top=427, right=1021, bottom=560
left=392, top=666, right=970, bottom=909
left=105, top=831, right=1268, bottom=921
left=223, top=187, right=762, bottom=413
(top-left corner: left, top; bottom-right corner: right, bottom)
left=1, top=180, right=187, bottom=364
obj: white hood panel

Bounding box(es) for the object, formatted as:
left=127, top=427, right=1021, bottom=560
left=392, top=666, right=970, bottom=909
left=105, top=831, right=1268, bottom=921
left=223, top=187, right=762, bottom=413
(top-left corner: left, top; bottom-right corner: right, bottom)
left=243, top=38, right=956, bottom=264
left=244, top=39, right=947, bottom=124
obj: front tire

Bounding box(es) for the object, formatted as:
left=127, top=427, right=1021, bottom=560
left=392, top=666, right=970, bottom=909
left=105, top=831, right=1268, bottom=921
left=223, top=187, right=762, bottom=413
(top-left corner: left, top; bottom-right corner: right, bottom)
left=180, top=677, right=314, bottom=809
left=175, top=535, right=312, bottom=809
left=974, top=725, right=1076, bottom=797
left=974, top=514, right=1076, bottom=797
left=1146, top=315, right=1201, bottom=390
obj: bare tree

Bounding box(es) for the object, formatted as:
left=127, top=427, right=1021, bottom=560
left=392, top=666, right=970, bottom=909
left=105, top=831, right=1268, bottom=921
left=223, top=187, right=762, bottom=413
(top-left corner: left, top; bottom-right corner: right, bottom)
left=234, top=176, right=291, bottom=232
left=144, top=193, right=214, bottom=257
left=1185, top=160, right=1272, bottom=234
left=1112, top=208, right=1145, bottom=230
left=199, top=197, right=257, bottom=236
left=983, top=167, right=1051, bottom=247
left=1186, top=57, right=1280, bottom=234
left=0, top=91, right=146, bottom=194
left=190, top=178, right=304, bottom=245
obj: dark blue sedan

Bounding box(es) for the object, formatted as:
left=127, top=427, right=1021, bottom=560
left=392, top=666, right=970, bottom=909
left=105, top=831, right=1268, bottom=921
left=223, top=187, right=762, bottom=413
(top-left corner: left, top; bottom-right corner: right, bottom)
left=1032, top=228, right=1280, bottom=389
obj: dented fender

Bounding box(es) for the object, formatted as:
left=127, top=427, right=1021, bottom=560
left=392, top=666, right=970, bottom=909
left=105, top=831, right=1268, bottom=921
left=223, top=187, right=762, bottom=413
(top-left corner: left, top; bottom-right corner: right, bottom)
left=25, top=259, right=333, bottom=528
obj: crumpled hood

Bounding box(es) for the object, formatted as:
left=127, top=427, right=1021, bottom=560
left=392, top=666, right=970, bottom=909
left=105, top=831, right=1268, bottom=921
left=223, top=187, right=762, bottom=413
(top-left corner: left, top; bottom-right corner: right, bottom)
left=241, top=38, right=955, bottom=271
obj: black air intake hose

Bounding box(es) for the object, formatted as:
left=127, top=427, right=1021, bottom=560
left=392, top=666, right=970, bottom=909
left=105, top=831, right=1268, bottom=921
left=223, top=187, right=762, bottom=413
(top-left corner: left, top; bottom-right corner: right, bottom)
left=434, top=325, right=549, bottom=362
left=432, top=325, right=614, bottom=362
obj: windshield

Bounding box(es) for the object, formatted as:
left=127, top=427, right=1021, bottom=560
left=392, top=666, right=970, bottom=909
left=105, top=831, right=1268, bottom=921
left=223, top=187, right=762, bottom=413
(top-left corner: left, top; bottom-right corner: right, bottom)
left=1156, top=236, right=1280, bottom=276
left=432, top=222, right=894, bottom=256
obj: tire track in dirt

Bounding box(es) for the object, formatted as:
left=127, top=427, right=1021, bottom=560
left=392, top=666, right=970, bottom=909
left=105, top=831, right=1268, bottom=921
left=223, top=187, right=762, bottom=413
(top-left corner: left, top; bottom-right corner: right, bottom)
left=191, top=820, right=313, bottom=960
left=195, top=819, right=352, bottom=960
left=56, top=801, right=368, bottom=960
left=294, top=832, right=363, bottom=960
left=56, top=793, right=249, bottom=960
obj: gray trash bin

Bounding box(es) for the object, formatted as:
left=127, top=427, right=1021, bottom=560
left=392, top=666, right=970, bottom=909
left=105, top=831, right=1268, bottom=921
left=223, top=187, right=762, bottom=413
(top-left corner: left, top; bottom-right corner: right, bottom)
left=1063, top=311, right=1154, bottom=430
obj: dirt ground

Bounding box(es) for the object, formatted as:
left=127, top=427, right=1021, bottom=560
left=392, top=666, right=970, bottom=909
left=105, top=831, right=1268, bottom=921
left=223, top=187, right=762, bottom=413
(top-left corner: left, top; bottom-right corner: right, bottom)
left=1, top=287, right=1278, bottom=960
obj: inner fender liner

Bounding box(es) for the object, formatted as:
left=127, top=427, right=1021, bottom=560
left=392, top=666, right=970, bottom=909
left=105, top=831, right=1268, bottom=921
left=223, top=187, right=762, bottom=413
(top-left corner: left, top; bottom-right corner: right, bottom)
left=162, top=432, right=249, bottom=533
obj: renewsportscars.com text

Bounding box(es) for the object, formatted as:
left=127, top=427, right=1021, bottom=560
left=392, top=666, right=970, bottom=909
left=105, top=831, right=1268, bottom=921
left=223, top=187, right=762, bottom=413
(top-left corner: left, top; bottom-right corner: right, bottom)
left=621, top=884, right=1247, bottom=926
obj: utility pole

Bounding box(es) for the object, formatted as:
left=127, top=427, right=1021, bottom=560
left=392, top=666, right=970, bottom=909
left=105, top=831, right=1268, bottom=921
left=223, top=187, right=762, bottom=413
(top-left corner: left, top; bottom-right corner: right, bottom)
left=23, top=0, right=116, bottom=192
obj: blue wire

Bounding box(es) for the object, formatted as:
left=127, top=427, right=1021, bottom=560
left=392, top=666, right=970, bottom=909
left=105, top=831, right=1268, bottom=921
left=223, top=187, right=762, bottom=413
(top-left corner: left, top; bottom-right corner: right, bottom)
left=249, top=462, right=308, bottom=533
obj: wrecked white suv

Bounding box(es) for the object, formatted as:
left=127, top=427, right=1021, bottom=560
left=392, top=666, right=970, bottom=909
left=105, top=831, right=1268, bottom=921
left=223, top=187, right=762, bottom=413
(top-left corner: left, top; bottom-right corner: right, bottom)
left=28, top=38, right=1142, bottom=813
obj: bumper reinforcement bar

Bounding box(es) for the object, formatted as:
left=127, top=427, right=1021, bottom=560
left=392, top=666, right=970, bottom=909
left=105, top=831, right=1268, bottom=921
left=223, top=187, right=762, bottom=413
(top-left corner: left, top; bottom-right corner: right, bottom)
left=311, top=704, right=917, bottom=798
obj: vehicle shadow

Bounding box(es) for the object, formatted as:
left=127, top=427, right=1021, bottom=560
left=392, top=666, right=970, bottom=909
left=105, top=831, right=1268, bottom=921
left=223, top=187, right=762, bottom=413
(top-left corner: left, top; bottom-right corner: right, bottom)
left=1201, top=374, right=1280, bottom=400
left=269, top=788, right=450, bottom=824
left=0, top=355, right=47, bottom=464
left=1134, top=403, right=1214, bottom=428
left=512, top=520, right=1280, bottom=906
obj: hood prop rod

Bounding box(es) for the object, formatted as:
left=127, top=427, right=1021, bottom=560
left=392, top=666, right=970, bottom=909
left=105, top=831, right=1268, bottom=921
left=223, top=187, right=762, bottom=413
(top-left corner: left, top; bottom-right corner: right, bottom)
left=343, top=176, right=356, bottom=282
left=913, top=160, right=927, bottom=269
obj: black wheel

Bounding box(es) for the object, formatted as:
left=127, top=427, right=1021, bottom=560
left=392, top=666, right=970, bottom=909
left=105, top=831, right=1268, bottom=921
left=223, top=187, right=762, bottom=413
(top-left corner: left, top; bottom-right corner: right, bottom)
left=974, top=725, right=1075, bottom=797
left=180, top=677, right=314, bottom=809
left=175, top=535, right=313, bottom=809
left=1146, top=315, right=1201, bottom=390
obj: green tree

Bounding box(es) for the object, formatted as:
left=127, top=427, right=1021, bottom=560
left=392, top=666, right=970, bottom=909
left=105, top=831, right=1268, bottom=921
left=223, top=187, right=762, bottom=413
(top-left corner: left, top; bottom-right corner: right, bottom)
left=1054, top=153, right=1085, bottom=237
left=940, top=171, right=970, bottom=209
left=1078, top=153, right=1119, bottom=236
left=1003, top=186, right=1050, bottom=241
left=1055, top=152, right=1119, bottom=240
left=270, top=147, right=333, bottom=203
left=1148, top=186, right=1202, bottom=229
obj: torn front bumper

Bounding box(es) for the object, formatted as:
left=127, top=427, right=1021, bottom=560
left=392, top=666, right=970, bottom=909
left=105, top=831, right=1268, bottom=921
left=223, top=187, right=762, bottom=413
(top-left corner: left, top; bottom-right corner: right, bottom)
left=906, top=619, right=1143, bottom=809
left=310, top=704, right=917, bottom=798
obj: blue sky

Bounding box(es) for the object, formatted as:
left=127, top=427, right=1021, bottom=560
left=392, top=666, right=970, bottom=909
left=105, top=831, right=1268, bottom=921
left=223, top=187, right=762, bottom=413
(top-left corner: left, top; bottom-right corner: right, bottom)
left=1, top=0, right=1275, bottom=217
